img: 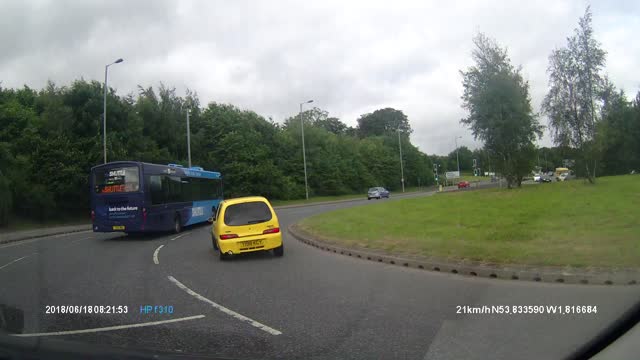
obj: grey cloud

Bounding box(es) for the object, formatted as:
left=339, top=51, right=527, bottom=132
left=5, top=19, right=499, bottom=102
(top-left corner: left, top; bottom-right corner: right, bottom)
left=1, top=0, right=638, bottom=154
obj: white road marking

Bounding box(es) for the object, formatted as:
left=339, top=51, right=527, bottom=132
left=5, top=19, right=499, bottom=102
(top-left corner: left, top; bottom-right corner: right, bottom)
left=0, top=238, right=41, bottom=249
left=0, top=230, right=93, bottom=249
left=0, top=254, right=35, bottom=271
left=53, top=230, right=92, bottom=238
left=11, top=315, right=205, bottom=337
left=170, top=232, right=189, bottom=241
left=153, top=245, right=164, bottom=265
left=168, top=275, right=282, bottom=336
left=68, top=236, right=92, bottom=244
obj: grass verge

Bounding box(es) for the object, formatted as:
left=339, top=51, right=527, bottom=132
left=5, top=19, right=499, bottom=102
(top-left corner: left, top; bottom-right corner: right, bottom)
left=298, top=175, right=640, bottom=268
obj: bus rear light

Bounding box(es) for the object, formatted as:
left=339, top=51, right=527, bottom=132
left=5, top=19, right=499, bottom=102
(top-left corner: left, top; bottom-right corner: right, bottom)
left=263, top=227, right=280, bottom=234
left=220, top=234, right=238, bottom=240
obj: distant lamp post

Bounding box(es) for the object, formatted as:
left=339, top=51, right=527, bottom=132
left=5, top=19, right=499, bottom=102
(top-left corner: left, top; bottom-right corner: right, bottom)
left=398, top=128, right=405, bottom=192
left=103, top=58, right=124, bottom=163
left=187, top=108, right=191, bottom=167
left=299, top=99, right=313, bottom=200
left=454, top=136, right=462, bottom=175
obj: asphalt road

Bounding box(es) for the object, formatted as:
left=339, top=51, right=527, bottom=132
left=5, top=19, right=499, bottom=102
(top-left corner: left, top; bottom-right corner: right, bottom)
left=1, top=191, right=639, bottom=359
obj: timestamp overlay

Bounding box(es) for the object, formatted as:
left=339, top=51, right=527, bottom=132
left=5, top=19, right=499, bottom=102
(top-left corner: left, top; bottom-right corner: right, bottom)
left=456, top=305, right=599, bottom=315
left=44, top=305, right=129, bottom=315
left=43, top=305, right=179, bottom=316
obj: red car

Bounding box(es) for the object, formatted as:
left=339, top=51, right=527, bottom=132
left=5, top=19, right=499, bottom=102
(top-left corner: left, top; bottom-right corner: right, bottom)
left=457, top=181, right=470, bottom=189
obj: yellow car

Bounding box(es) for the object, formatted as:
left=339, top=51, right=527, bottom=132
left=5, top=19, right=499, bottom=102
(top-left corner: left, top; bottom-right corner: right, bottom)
left=211, top=196, right=283, bottom=260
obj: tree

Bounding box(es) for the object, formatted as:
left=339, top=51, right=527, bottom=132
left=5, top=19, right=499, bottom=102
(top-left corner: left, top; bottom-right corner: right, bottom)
left=460, top=33, right=542, bottom=188
left=314, top=117, right=348, bottom=135
left=598, top=88, right=640, bottom=175
left=356, top=108, right=412, bottom=138
left=448, top=146, right=473, bottom=172
left=1, top=79, right=438, bottom=227
left=542, top=6, right=606, bottom=183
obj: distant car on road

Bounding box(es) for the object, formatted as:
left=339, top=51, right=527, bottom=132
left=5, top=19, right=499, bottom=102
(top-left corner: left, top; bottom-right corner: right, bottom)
left=211, top=196, right=283, bottom=260
left=540, top=177, right=552, bottom=183
left=457, top=181, right=471, bottom=189
left=533, top=174, right=542, bottom=182
left=367, top=187, right=389, bottom=200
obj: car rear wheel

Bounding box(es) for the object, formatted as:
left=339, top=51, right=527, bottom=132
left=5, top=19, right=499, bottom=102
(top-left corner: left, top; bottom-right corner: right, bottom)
left=273, top=244, right=284, bottom=257
left=211, top=235, right=218, bottom=250
left=173, top=215, right=182, bottom=234
left=219, top=249, right=229, bottom=261
left=367, top=197, right=371, bottom=200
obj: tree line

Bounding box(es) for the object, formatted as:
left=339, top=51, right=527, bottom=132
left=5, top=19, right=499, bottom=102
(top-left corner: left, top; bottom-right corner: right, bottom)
left=2, top=7, right=638, bottom=226
left=0, top=83, right=433, bottom=225
left=460, top=6, right=640, bottom=187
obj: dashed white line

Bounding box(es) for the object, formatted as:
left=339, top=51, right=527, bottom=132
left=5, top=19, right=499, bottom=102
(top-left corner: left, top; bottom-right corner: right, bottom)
left=0, top=254, right=35, bottom=271
left=11, top=315, right=205, bottom=337
left=0, top=238, right=41, bottom=249
left=153, top=245, right=164, bottom=265
left=168, top=275, right=282, bottom=336
left=68, top=236, right=93, bottom=244
left=170, top=232, right=189, bottom=241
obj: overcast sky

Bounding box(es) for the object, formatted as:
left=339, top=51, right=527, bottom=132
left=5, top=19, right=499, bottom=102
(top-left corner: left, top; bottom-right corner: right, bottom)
left=1, top=0, right=638, bottom=155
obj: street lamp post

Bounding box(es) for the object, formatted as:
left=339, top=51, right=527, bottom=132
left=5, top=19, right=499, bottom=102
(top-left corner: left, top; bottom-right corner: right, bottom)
left=454, top=136, right=462, bottom=175
left=299, top=100, right=313, bottom=200
left=398, top=128, right=405, bottom=192
left=103, top=58, right=123, bottom=164
left=186, top=108, right=192, bottom=168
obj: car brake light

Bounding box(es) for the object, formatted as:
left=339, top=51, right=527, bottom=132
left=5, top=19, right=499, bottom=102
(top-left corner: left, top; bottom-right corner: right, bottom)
left=263, top=227, right=280, bottom=234
left=220, top=234, right=238, bottom=240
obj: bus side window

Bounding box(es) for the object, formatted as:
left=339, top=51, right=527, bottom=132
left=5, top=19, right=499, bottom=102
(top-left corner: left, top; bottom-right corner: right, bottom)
left=150, top=176, right=163, bottom=204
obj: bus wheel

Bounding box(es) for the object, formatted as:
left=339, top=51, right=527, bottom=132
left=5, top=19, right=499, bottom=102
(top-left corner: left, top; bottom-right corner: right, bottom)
left=173, top=215, right=182, bottom=234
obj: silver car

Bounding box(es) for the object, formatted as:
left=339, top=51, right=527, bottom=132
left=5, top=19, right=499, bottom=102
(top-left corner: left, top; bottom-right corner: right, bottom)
left=367, top=187, right=390, bottom=200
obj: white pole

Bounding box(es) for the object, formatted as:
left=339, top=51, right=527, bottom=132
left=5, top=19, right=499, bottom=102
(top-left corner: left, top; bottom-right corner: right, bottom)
left=103, top=65, right=108, bottom=164
left=186, top=110, right=191, bottom=168
left=398, top=129, right=405, bottom=192
left=300, top=101, right=313, bottom=200
left=455, top=136, right=460, bottom=175
left=102, top=58, right=123, bottom=164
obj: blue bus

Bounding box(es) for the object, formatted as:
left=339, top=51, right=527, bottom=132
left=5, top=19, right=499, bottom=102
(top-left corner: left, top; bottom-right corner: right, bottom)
left=90, top=161, right=222, bottom=233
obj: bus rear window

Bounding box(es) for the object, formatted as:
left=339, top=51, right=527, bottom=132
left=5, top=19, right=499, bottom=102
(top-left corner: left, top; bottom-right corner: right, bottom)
left=94, top=166, right=140, bottom=194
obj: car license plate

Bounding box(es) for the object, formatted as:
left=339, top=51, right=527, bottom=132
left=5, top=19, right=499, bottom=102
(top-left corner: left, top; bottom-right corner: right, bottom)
left=112, top=225, right=125, bottom=230
left=240, top=240, right=262, bottom=247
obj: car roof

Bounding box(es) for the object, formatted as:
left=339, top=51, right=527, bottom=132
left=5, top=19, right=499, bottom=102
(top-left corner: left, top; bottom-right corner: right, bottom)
left=222, top=196, right=271, bottom=206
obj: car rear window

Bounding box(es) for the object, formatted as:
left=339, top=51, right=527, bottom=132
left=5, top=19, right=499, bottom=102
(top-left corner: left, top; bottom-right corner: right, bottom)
left=224, top=201, right=273, bottom=226
left=369, top=188, right=378, bottom=191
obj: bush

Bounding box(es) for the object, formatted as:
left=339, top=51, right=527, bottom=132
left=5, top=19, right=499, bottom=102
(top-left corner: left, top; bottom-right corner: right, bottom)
left=0, top=173, right=11, bottom=226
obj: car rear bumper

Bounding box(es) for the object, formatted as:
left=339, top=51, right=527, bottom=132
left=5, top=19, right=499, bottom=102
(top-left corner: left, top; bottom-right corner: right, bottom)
left=218, top=233, right=282, bottom=254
